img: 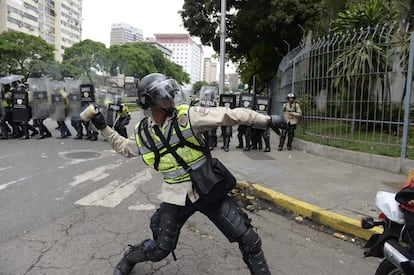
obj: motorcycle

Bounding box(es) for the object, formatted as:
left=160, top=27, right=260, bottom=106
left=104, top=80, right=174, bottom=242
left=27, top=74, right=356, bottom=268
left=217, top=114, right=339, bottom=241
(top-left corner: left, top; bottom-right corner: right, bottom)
left=361, top=191, right=414, bottom=275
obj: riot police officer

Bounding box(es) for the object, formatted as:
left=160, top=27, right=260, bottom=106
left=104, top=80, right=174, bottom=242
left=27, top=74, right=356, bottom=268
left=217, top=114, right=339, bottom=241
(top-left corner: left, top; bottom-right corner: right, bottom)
left=252, top=95, right=272, bottom=152
left=278, top=93, right=302, bottom=151
left=0, top=84, right=13, bottom=139
left=219, top=93, right=237, bottom=152
left=29, top=79, right=52, bottom=139
left=199, top=86, right=218, bottom=150
left=80, top=84, right=98, bottom=141
left=237, top=93, right=255, bottom=150
left=12, top=84, right=38, bottom=139
left=113, top=104, right=131, bottom=138
left=89, top=73, right=283, bottom=275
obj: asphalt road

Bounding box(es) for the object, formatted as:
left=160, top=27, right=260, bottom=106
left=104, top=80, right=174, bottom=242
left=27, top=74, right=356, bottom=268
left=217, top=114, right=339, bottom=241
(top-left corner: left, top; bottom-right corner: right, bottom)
left=0, top=113, right=379, bottom=274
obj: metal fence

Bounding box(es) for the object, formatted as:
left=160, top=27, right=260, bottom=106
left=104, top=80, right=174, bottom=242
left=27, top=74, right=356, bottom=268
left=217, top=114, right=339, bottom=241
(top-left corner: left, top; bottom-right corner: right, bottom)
left=273, top=25, right=414, bottom=159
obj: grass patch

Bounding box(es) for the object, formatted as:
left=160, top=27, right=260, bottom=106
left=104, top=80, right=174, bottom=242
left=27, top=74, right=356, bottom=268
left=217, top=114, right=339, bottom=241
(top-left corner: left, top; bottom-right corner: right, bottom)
left=296, top=121, right=414, bottom=159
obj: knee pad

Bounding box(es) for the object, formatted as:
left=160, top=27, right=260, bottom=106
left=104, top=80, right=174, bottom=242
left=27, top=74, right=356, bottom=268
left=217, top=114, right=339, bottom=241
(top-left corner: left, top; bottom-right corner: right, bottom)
left=216, top=198, right=250, bottom=241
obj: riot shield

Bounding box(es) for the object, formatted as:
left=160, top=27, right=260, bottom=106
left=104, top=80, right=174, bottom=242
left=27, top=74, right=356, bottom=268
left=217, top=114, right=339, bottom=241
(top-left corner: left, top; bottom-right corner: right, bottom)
left=0, top=85, right=4, bottom=115
left=65, top=79, right=82, bottom=118
left=49, top=81, right=66, bottom=121
left=199, top=86, right=218, bottom=107
left=12, top=89, right=31, bottom=122
left=80, top=84, right=95, bottom=109
left=174, top=89, right=189, bottom=106
left=253, top=96, right=270, bottom=130
left=105, top=94, right=122, bottom=127
left=28, top=78, right=50, bottom=120
left=239, top=93, right=255, bottom=109
left=219, top=94, right=237, bottom=109
left=254, top=96, right=270, bottom=115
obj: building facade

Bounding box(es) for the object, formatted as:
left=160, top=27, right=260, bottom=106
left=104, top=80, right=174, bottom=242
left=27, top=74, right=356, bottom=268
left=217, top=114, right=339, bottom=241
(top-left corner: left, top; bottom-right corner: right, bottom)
left=154, top=33, right=202, bottom=84
left=203, top=57, right=217, bottom=84
left=0, top=0, right=82, bottom=61
left=144, top=38, right=172, bottom=60
left=110, top=23, right=143, bottom=46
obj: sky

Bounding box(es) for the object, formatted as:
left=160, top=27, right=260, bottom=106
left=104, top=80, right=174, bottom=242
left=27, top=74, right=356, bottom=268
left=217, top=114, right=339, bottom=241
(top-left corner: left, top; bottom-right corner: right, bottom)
left=81, top=0, right=216, bottom=57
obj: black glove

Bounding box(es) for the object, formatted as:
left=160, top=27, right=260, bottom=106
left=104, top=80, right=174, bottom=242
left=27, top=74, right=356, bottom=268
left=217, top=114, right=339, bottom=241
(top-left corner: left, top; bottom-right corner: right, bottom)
left=269, top=115, right=284, bottom=136
left=91, top=112, right=107, bottom=130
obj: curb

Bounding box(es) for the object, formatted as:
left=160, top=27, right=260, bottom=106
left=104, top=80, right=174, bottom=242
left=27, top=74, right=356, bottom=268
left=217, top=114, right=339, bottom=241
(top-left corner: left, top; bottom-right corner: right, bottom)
left=237, top=181, right=382, bottom=240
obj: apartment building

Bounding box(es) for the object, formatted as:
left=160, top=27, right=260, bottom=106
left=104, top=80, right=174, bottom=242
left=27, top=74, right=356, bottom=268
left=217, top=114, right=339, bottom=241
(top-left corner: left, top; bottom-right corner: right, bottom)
left=110, top=23, right=143, bottom=46
left=154, top=33, right=202, bottom=84
left=0, top=0, right=82, bottom=61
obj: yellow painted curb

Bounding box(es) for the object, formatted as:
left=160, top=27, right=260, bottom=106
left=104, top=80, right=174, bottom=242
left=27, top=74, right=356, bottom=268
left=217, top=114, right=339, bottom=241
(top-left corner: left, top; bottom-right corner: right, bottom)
left=237, top=181, right=382, bottom=240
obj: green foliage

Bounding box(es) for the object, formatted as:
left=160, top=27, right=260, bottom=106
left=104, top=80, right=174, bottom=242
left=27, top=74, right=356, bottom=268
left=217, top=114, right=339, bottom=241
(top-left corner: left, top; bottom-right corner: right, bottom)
left=62, top=39, right=109, bottom=84
left=331, top=0, right=398, bottom=32
left=109, top=42, right=190, bottom=84
left=0, top=32, right=54, bottom=76
left=192, top=81, right=209, bottom=94
left=180, top=0, right=324, bottom=89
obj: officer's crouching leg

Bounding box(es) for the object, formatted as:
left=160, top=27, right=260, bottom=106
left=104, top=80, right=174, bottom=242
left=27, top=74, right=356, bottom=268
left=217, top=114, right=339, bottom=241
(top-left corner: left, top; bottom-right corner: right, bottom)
left=207, top=198, right=271, bottom=274
left=238, top=227, right=271, bottom=275
left=114, top=206, right=180, bottom=275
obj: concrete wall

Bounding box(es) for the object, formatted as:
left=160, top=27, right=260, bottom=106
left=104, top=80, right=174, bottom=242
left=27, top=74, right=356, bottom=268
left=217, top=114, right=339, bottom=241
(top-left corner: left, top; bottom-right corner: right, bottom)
left=295, top=139, right=414, bottom=174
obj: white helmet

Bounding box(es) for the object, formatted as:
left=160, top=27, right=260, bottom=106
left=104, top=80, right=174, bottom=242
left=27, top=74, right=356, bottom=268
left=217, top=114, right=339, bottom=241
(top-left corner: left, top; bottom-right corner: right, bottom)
left=287, top=93, right=295, bottom=99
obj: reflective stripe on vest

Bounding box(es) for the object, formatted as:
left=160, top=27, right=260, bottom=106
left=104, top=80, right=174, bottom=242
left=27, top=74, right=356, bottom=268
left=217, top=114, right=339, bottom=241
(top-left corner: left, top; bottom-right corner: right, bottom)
left=134, top=105, right=205, bottom=184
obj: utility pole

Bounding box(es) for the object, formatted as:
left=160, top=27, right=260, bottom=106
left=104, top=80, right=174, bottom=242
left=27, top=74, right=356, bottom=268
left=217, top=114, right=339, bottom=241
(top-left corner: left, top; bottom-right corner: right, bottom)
left=219, top=0, right=226, bottom=94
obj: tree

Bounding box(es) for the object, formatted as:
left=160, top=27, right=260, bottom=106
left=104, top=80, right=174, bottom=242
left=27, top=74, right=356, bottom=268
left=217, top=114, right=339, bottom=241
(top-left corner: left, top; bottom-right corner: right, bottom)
left=109, top=42, right=190, bottom=84
left=329, top=0, right=398, bottom=136
left=192, top=81, right=209, bottom=94
left=180, top=0, right=324, bottom=90
left=0, top=32, right=54, bottom=76
left=62, top=39, right=109, bottom=84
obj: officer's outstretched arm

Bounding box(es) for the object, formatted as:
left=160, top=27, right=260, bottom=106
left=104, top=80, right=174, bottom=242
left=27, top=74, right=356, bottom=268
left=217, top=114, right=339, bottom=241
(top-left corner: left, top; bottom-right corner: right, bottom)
left=189, top=106, right=269, bottom=133
left=91, top=112, right=139, bottom=158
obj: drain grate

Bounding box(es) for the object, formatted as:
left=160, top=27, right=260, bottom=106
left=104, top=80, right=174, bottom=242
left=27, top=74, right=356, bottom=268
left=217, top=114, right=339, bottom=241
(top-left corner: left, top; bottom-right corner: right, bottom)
left=65, top=151, right=101, bottom=159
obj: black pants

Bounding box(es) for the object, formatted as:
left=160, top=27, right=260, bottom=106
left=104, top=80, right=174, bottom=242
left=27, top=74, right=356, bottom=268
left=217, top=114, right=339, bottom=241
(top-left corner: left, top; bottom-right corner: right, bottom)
left=279, top=123, right=296, bottom=149
left=119, top=196, right=270, bottom=274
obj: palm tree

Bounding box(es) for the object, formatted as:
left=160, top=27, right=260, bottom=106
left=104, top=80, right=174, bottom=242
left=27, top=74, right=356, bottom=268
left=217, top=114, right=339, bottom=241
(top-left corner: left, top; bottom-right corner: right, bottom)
left=329, top=0, right=398, bottom=137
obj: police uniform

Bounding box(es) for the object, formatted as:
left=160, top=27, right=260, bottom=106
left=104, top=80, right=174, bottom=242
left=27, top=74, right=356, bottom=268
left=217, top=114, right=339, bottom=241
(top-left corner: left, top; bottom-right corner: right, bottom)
left=0, top=88, right=13, bottom=139
left=279, top=101, right=302, bottom=150
left=99, top=105, right=272, bottom=275
left=91, top=73, right=281, bottom=275
left=101, top=105, right=269, bottom=205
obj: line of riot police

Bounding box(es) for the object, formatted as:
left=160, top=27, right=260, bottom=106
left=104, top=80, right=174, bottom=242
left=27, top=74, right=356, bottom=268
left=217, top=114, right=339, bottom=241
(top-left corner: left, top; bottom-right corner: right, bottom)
left=193, top=87, right=273, bottom=152
left=0, top=77, right=130, bottom=140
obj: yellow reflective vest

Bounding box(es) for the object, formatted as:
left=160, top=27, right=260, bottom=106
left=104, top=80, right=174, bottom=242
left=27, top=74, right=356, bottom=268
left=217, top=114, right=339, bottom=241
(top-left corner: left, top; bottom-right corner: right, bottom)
left=134, top=105, right=206, bottom=184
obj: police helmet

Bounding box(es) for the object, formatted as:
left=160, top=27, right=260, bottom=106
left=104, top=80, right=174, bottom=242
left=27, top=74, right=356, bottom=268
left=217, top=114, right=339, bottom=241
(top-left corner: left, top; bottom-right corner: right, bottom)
left=137, top=73, right=180, bottom=110
left=286, top=93, right=295, bottom=99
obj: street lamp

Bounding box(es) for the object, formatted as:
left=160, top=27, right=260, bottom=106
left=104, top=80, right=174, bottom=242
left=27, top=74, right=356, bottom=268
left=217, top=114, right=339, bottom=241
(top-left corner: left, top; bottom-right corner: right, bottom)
left=219, top=0, right=226, bottom=94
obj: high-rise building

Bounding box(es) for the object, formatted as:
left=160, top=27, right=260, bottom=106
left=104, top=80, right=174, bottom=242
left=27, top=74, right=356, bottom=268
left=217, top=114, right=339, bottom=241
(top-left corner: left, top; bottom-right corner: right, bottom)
left=203, top=58, right=217, bottom=84
left=154, top=33, right=202, bottom=84
left=0, top=0, right=82, bottom=61
left=110, top=23, right=143, bottom=46
left=144, top=38, right=172, bottom=60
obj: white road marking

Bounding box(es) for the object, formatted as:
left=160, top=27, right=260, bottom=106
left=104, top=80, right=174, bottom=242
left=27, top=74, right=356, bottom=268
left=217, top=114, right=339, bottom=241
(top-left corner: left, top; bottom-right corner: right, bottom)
left=68, top=163, right=122, bottom=187
left=128, top=203, right=156, bottom=211
left=0, top=177, right=29, bottom=191
left=0, top=166, right=12, bottom=172
left=75, top=168, right=153, bottom=208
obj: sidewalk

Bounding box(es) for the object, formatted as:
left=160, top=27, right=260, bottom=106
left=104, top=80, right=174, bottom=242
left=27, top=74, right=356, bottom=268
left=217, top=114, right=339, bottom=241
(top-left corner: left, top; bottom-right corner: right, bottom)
left=212, top=134, right=408, bottom=240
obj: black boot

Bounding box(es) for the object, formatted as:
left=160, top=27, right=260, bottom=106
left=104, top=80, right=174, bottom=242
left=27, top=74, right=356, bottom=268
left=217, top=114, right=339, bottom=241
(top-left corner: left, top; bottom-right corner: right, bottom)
left=287, top=136, right=293, bottom=150
left=236, top=134, right=243, bottom=148
left=244, top=250, right=271, bottom=275
left=278, top=132, right=287, bottom=151
left=263, top=138, right=271, bottom=152
left=223, top=136, right=230, bottom=152
left=113, top=242, right=150, bottom=275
